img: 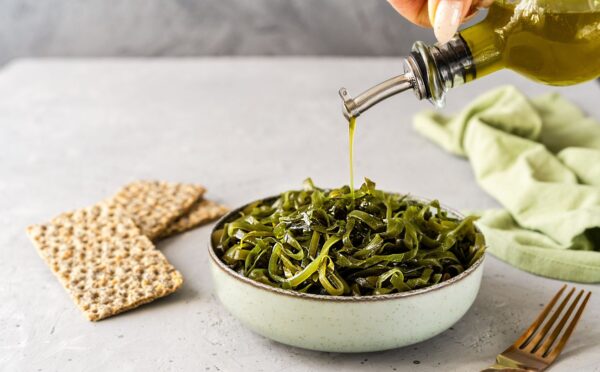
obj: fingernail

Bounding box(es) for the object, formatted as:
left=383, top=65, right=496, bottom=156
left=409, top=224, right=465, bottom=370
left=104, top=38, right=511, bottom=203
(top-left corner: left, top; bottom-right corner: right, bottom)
left=433, top=0, right=463, bottom=44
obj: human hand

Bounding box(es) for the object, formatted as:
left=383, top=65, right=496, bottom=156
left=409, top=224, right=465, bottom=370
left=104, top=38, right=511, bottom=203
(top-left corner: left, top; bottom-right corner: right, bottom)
left=387, top=0, right=493, bottom=43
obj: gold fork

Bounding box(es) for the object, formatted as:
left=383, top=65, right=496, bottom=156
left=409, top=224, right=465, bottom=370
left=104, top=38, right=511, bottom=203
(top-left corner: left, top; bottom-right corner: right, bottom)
left=482, top=285, right=591, bottom=371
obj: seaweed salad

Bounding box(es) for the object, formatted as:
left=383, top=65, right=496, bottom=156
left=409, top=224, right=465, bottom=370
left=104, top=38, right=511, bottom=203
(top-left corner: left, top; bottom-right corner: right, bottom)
left=213, top=178, right=485, bottom=296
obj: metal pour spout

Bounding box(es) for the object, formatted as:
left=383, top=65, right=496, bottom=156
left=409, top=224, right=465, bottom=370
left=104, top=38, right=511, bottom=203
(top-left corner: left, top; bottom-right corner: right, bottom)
left=338, top=72, right=415, bottom=120
left=338, top=35, right=476, bottom=121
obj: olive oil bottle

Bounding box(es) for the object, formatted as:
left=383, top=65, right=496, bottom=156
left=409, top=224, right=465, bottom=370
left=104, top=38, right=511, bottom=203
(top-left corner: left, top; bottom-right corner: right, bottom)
left=339, top=0, right=600, bottom=118
left=463, top=0, right=600, bottom=85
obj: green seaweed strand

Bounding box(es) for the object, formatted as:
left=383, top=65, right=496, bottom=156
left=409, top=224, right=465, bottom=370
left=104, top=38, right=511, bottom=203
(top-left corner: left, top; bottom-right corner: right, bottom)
left=214, top=179, right=485, bottom=296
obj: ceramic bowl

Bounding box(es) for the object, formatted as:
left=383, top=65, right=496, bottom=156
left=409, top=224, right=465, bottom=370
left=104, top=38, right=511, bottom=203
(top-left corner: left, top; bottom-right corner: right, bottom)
left=208, top=195, right=485, bottom=353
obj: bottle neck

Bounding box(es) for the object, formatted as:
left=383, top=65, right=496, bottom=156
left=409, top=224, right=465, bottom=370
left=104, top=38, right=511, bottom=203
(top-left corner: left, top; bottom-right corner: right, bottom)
left=459, top=22, right=505, bottom=81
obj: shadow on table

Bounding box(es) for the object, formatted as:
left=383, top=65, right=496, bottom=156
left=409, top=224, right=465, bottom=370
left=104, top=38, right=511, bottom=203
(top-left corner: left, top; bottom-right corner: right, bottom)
left=105, top=282, right=200, bottom=323
left=556, top=330, right=600, bottom=364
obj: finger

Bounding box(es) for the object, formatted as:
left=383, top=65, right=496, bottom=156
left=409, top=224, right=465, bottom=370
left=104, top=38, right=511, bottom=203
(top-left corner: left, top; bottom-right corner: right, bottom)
left=429, top=0, right=480, bottom=22
left=428, top=0, right=473, bottom=43
left=459, top=0, right=493, bottom=21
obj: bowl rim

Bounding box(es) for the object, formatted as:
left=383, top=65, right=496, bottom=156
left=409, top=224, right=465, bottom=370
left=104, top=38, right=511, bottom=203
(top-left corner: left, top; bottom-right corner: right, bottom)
left=208, top=193, right=486, bottom=302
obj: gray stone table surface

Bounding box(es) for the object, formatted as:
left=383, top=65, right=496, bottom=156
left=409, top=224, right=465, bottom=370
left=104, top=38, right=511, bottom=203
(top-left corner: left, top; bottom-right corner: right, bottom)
left=0, top=58, right=599, bottom=372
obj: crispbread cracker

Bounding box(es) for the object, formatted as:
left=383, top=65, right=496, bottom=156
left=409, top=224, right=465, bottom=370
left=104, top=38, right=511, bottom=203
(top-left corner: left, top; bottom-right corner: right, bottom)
left=26, top=203, right=183, bottom=321
left=158, top=199, right=228, bottom=239
left=108, top=180, right=205, bottom=240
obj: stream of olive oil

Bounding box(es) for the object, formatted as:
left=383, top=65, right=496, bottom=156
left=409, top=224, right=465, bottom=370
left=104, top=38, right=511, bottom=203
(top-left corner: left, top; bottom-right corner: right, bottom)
left=349, top=116, right=356, bottom=199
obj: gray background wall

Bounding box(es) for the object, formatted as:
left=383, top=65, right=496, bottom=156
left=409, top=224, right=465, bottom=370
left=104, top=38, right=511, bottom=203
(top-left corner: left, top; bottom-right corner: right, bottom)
left=0, top=0, right=437, bottom=65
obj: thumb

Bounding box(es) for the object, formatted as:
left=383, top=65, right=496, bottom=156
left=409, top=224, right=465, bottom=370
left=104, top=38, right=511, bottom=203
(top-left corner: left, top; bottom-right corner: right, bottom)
left=428, top=0, right=473, bottom=44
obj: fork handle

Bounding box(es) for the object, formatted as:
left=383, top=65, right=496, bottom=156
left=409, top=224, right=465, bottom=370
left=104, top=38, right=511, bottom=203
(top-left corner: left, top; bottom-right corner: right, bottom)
left=481, top=364, right=530, bottom=371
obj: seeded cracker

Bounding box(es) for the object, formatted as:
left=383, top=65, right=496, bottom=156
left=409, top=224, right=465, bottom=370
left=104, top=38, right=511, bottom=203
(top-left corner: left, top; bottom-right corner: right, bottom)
left=158, top=199, right=228, bottom=239
left=26, top=203, right=183, bottom=321
left=108, top=180, right=205, bottom=240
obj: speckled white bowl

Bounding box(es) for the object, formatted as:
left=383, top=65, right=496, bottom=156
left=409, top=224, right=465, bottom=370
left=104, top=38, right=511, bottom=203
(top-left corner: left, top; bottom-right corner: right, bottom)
left=209, top=196, right=485, bottom=353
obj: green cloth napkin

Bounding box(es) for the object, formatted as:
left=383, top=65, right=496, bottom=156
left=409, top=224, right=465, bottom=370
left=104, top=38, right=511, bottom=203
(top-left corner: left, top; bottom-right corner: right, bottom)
left=414, top=86, right=600, bottom=283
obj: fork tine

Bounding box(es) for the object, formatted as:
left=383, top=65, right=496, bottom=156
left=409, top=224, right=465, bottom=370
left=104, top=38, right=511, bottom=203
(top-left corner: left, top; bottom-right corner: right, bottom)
left=513, top=285, right=567, bottom=348
left=543, top=291, right=591, bottom=361
left=522, top=287, right=575, bottom=352
left=534, top=289, right=583, bottom=356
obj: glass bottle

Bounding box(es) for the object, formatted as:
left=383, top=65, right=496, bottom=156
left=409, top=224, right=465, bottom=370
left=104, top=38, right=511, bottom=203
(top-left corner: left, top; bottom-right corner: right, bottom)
left=339, top=0, right=600, bottom=120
